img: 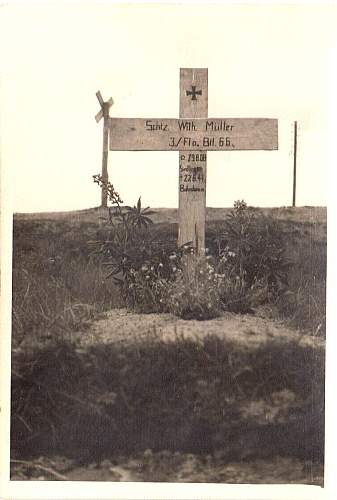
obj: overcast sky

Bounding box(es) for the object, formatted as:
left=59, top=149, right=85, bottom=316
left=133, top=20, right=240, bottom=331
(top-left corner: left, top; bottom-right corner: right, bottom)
left=1, top=2, right=337, bottom=213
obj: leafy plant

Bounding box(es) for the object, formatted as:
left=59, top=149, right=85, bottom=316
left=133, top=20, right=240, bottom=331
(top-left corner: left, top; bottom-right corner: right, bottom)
left=210, top=200, right=292, bottom=306
left=165, top=255, right=223, bottom=320
left=124, top=197, right=156, bottom=229
left=92, top=175, right=179, bottom=312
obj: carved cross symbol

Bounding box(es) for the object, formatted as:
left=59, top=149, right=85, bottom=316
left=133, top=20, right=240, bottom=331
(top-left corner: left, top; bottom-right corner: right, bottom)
left=186, top=86, right=202, bottom=101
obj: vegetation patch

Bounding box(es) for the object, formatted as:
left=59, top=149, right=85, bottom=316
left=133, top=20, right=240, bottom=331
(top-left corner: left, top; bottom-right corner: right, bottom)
left=11, top=333, right=324, bottom=464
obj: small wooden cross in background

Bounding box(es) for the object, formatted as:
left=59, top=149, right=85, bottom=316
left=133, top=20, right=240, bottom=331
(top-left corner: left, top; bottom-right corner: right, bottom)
left=95, top=91, right=113, bottom=207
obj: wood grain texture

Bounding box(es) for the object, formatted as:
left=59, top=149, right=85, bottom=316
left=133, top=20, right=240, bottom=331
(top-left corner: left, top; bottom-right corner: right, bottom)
left=108, top=117, right=278, bottom=151
left=178, top=68, right=208, bottom=252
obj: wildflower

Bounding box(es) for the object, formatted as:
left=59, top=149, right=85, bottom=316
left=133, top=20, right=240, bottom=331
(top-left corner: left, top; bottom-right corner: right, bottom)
left=158, top=263, right=164, bottom=268
left=141, top=265, right=148, bottom=272
left=169, top=254, right=177, bottom=260
left=228, top=251, right=236, bottom=257
left=145, top=275, right=150, bottom=280
left=172, top=267, right=177, bottom=272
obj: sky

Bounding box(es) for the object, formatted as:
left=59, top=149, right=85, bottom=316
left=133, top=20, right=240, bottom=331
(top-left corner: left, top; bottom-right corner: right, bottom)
left=1, top=1, right=337, bottom=213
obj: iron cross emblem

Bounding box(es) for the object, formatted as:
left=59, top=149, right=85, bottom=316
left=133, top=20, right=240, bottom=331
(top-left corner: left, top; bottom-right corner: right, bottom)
left=186, top=86, right=202, bottom=101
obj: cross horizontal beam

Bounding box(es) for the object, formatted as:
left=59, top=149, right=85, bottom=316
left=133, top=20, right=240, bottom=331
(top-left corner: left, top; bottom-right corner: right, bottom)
left=109, top=117, right=278, bottom=151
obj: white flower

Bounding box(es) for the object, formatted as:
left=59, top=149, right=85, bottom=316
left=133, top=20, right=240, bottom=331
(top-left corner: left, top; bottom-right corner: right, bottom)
left=158, top=263, right=164, bottom=268
left=141, top=265, right=148, bottom=272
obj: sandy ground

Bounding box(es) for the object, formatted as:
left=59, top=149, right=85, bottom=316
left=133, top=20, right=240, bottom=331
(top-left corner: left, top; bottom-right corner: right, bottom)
left=78, top=308, right=324, bottom=350
left=12, top=309, right=324, bottom=485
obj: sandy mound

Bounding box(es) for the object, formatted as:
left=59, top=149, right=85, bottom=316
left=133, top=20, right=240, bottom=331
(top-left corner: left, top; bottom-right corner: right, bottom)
left=79, top=308, right=324, bottom=349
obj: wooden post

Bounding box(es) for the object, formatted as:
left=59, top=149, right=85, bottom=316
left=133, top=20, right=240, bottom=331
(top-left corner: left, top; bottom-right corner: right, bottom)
left=178, top=68, right=208, bottom=254
left=95, top=91, right=113, bottom=207
left=292, top=121, right=297, bottom=207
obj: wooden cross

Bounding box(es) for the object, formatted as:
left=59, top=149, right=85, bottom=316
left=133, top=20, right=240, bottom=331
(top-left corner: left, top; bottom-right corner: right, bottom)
left=95, top=91, right=114, bottom=207
left=108, top=68, right=278, bottom=253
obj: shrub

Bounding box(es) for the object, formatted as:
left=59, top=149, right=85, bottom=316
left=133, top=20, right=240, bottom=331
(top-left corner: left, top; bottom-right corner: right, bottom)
left=207, top=200, right=292, bottom=312
left=92, top=175, right=196, bottom=313
left=221, top=200, right=291, bottom=289
left=123, top=263, right=169, bottom=313
left=165, top=255, right=223, bottom=320
left=92, top=190, right=292, bottom=318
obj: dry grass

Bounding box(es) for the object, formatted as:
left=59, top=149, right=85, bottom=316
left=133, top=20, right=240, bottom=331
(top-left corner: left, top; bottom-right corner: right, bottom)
left=12, top=216, right=122, bottom=347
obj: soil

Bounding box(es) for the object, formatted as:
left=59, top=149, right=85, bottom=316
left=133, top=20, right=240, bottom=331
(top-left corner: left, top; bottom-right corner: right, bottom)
left=12, top=308, right=325, bottom=485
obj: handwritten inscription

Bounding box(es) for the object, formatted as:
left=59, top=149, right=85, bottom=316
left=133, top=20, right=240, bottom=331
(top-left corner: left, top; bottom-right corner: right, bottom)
left=179, top=154, right=206, bottom=194
left=109, top=118, right=278, bottom=151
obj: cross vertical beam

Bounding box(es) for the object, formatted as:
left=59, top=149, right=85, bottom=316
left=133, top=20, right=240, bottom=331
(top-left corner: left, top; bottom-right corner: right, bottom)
left=95, top=91, right=113, bottom=207
left=292, top=121, right=297, bottom=207
left=179, top=68, right=208, bottom=253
